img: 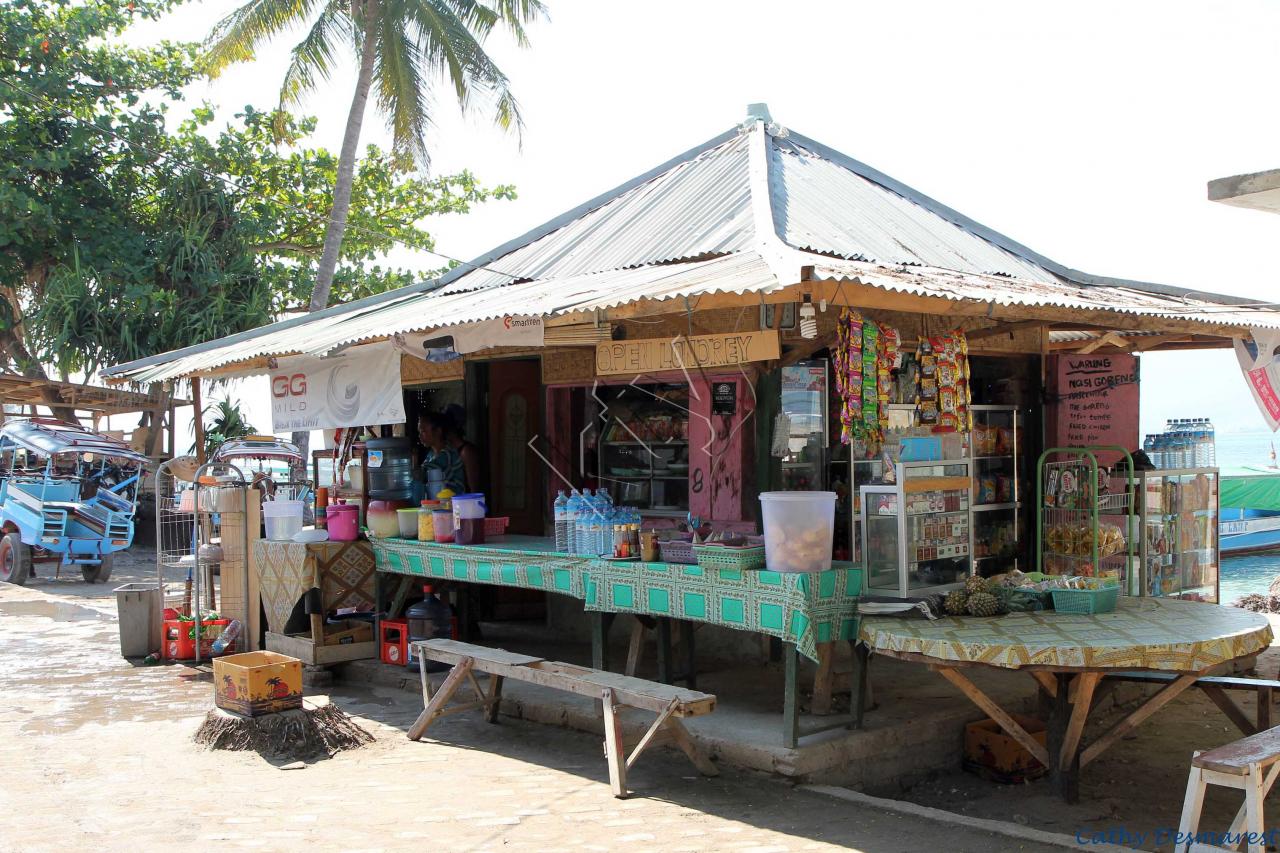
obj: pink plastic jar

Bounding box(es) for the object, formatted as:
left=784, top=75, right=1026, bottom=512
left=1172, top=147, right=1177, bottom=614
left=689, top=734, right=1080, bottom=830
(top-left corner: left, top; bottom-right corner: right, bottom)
left=327, top=503, right=360, bottom=541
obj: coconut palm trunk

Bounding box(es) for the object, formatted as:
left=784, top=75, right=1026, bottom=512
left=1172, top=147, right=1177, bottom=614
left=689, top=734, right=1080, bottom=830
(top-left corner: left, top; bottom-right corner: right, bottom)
left=309, top=0, right=380, bottom=313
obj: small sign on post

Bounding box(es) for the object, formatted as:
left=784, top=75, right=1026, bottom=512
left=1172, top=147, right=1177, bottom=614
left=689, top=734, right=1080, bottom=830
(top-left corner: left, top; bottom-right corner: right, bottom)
left=711, top=381, right=737, bottom=416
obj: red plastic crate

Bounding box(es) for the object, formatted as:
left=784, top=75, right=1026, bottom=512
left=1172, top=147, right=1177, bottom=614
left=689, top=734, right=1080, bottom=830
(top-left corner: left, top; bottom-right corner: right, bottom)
left=379, top=618, right=408, bottom=666
left=162, top=618, right=236, bottom=661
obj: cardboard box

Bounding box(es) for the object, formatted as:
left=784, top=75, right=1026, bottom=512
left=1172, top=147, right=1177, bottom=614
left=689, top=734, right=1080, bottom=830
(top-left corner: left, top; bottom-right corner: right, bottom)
left=323, top=619, right=374, bottom=646
left=963, top=715, right=1047, bottom=783
left=213, top=651, right=303, bottom=717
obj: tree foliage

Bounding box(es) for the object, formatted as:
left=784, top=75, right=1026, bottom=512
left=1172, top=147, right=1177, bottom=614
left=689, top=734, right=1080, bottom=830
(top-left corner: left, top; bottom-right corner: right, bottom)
left=0, top=0, right=516, bottom=382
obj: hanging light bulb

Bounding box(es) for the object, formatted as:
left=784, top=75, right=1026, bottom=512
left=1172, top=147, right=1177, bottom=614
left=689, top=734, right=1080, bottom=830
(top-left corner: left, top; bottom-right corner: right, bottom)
left=799, top=298, right=818, bottom=340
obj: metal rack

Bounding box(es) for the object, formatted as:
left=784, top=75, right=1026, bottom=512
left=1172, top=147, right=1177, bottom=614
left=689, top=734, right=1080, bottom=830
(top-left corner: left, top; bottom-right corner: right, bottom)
left=1036, top=446, right=1136, bottom=584
left=969, top=404, right=1024, bottom=575
left=154, top=457, right=248, bottom=662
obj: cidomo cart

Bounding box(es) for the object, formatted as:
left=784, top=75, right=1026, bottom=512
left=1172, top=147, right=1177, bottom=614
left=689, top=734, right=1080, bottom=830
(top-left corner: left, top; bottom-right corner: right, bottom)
left=0, top=418, right=148, bottom=585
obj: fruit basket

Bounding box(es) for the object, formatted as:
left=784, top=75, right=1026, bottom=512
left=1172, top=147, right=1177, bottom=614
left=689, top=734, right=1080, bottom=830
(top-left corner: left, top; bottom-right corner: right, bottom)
left=1049, top=580, right=1120, bottom=615
left=693, top=544, right=766, bottom=572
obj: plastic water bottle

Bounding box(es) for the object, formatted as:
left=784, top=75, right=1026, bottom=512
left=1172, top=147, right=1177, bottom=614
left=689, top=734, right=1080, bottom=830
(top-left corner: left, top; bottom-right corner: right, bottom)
left=565, top=489, right=583, bottom=554
left=1143, top=434, right=1156, bottom=464
left=211, top=619, right=242, bottom=654
left=1204, top=418, right=1217, bottom=466
left=553, top=490, right=569, bottom=552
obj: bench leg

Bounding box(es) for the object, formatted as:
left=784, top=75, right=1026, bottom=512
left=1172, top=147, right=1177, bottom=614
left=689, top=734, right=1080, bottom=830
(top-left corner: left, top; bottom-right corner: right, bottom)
left=1258, top=686, right=1273, bottom=732
left=812, top=642, right=836, bottom=716
left=601, top=688, right=628, bottom=798
left=625, top=698, right=679, bottom=771
left=664, top=717, right=717, bottom=778
left=1226, top=761, right=1280, bottom=845
left=655, top=618, right=673, bottom=684
left=1244, top=764, right=1265, bottom=853
left=407, top=657, right=473, bottom=741
left=853, top=642, right=870, bottom=729
left=1176, top=763, right=1207, bottom=850
left=418, top=648, right=432, bottom=706
left=485, top=675, right=504, bottom=724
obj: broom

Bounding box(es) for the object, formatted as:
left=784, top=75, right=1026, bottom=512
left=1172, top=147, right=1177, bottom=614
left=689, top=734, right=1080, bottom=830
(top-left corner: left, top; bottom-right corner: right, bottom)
left=193, top=699, right=373, bottom=759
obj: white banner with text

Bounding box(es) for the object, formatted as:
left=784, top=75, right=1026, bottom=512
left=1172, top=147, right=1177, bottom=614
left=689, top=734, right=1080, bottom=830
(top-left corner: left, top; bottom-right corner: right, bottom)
left=269, top=344, right=405, bottom=432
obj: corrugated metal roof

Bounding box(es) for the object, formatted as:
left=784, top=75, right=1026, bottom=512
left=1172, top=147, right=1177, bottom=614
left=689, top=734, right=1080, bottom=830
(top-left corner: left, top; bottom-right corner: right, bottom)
left=103, top=108, right=1280, bottom=383
left=117, top=253, right=781, bottom=383
left=436, top=132, right=754, bottom=293
left=807, top=258, right=1280, bottom=329
left=771, top=137, right=1056, bottom=281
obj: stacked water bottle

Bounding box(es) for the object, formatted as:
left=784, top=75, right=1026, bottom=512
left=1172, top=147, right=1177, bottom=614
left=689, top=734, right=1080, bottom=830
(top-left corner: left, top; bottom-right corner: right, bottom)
left=553, top=488, right=643, bottom=557
left=1142, top=418, right=1216, bottom=469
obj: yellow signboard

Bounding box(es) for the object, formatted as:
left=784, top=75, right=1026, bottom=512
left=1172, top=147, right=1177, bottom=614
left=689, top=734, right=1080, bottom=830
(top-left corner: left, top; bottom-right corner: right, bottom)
left=595, top=330, right=781, bottom=376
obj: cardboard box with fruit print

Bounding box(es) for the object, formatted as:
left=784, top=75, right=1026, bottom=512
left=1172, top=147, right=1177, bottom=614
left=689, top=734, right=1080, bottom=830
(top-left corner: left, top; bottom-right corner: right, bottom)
left=213, top=651, right=303, bottom=717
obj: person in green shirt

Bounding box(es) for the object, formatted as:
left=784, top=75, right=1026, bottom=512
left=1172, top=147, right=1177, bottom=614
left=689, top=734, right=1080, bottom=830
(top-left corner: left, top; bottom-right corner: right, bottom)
left=418, top=412, right=466, bottom=494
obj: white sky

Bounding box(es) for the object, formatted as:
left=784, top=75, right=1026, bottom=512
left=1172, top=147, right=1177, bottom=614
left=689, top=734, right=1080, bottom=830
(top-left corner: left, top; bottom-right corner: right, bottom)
left=114, top=0, right=1280, bottom=446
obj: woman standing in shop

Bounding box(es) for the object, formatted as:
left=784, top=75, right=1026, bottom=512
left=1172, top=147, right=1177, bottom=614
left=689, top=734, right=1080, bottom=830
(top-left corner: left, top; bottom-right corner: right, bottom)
left=418, top=412, right=467, bottom=493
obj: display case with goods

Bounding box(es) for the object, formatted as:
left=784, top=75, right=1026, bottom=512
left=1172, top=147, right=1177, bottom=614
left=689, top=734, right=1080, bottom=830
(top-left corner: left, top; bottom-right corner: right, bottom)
left=969, top=405, right=1026, bottom=576
left=861, top=459, right=974, bottom=597
left=1129, top=467, right=1219, bottom=602
left=595, top=383, right=690, bottom=515
left=1036, top=447, right=1136, bottom=586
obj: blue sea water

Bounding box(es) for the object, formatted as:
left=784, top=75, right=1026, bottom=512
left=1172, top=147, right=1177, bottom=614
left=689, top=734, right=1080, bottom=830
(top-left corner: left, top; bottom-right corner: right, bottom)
left=1211, top=432, right=1280, bottom=602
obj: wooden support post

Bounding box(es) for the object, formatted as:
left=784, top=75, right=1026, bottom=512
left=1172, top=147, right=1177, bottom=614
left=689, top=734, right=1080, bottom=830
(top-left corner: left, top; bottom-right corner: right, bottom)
left=1258, top=686, right=1273, bottom=732
left=812, top=641, right=836, bottom=716
left=407, top=656, right=473, bottom=741
left=1080, top=674, right=1198, bottom=768
left=591, top=612, right=615, bottom=672
left=853, top=642, right=871, bottom=729
left=387, top=575, right=415, bottom=620
left=1060, top=672, right=1101, bottom=770
left=625, top=698, right=680, bottom=771
left=936, top=666, right=1050, bottom=768
left=625, top=618, right=645, bottom=678
left=601, top=688, right=628, bottom=798
left=191, top=377, right=205, bottom=464
left=1030, top=671, right=1058, bottom=698
left=1203, top=686, right=1258, bottom=736
left=783, top=642, right=800, bottom=748
left=655, top=618, right=673, bottom=684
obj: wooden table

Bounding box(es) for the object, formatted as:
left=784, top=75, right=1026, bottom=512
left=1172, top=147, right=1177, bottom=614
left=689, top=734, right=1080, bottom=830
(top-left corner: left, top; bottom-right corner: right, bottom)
left=859, top=597, right=1273, bottom=801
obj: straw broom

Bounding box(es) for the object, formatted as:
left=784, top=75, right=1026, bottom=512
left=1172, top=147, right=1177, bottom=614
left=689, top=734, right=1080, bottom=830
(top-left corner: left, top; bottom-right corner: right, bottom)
left=193, top=698, right=372, bottom=759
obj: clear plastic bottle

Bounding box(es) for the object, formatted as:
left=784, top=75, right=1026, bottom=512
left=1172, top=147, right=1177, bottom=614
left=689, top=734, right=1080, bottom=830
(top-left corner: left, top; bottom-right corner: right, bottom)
left=1143, top=434, right=1156, bottom=463
left=565, top=489, right=583, bottom=554
left=1204, top=417, right=1217, bottom=467
left=553, top=490, right=569, bottom=552
left=211, top=618, right=242, bottom=655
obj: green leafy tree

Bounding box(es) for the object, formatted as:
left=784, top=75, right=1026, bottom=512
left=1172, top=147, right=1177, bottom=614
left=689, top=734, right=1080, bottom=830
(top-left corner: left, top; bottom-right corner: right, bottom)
left=2, top=1, right=517, bottom=400
left=193, top=397, right=258, bottom=458
left=204, top=0, right=546, bottom=312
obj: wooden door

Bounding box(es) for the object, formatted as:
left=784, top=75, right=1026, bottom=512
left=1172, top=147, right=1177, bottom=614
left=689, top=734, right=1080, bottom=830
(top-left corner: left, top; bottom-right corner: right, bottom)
left=487, top=359, right=543, bottom=535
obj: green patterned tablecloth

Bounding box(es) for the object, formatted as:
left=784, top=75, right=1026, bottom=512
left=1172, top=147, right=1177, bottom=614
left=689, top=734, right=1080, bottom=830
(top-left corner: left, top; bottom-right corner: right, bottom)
left=372, top=537, right=590, bottom=599
left=584, top=562, right=863, bottom=662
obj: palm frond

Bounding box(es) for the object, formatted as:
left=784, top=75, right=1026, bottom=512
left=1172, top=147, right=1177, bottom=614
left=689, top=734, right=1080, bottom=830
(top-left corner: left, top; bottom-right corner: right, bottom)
left=279, top=2, right=354, bottom=108
left=204, top=0, right=321, bottom=77
left=375, top=4, right=434, bottom=163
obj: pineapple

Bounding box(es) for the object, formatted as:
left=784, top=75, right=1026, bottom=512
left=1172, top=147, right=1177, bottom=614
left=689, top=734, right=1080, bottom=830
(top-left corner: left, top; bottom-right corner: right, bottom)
left=966, top=591, right=1000, bottom=617
left=944, top=590, right=968, bottom=616
left=964, top=575, right=988, bottom=596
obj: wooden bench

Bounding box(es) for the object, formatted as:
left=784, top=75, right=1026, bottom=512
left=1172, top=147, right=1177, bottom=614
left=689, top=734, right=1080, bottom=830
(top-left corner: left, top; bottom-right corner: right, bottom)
left=1177, top=727, right=1280, bottom=853
left=1102, top=671, right=1279, bottom=736
left=407, top=638, right=719, bottom=798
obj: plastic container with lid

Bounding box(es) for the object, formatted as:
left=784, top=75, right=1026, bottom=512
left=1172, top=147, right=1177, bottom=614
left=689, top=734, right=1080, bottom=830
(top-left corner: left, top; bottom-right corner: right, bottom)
left=262, top=500, right=304, bottom=541
left=396, top=508, right=419, bottom=539
left=326, top=503, right=359, bottom=541
left=418, top=500, right=439, bottom=541
left=432, top=508, right=454, bottom=543
left=758, top=491, right=836, bottom=573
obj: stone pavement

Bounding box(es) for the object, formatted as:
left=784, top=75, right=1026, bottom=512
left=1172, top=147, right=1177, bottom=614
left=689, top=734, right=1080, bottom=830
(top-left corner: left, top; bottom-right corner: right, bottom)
left=0, top=549, right=1067, bottom=853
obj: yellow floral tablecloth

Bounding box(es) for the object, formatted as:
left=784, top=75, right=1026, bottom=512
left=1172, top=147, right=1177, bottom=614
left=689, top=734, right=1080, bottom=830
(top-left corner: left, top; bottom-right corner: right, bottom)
left=859, top=597, right=1273, bottom=672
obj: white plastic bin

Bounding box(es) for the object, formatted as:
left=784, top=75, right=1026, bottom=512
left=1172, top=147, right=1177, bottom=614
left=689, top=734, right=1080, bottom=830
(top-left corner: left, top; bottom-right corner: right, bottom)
left=759, top=491, right=837, bottom=573
left=262, top=499, right=304, bottom=541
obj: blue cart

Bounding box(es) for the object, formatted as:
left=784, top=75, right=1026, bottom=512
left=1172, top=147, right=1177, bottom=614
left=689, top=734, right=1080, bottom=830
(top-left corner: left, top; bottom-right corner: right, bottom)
left=0, top=418, right=148, bottom=585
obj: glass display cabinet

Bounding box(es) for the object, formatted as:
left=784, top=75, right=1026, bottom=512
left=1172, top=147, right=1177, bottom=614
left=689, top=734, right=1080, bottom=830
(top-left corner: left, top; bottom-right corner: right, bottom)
left=1129, top=468, right=1220, bottom=602
left=862, top=459, right=974, bottom=597
left=596, top=383, right=690, bottom=514
left=970, top=405, right=1025, bottom=576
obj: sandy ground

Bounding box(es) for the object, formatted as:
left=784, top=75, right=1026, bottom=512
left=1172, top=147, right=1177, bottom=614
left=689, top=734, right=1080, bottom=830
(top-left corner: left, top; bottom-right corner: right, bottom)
left=0, top=546, right=1066, bottom=853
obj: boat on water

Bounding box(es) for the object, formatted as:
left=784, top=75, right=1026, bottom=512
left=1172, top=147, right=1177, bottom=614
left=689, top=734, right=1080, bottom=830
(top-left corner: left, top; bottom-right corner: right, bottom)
left=1221, top=460, right=1280, bottom=555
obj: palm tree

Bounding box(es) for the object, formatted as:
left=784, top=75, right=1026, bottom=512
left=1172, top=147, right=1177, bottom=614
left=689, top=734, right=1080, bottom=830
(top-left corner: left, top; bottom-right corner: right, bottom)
left=204, top=0, right=545, bottom=311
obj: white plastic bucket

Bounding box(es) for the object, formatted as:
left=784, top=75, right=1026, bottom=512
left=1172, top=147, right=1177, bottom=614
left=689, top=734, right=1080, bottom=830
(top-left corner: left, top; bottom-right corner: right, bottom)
left=758, top=491, right=836, bottom=573
left=262, top=499, right=304, bottom=541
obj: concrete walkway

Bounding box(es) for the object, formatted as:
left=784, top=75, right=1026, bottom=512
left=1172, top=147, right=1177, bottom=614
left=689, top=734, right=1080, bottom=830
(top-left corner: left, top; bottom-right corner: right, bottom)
left=0, top=549, right=1074, bottom=853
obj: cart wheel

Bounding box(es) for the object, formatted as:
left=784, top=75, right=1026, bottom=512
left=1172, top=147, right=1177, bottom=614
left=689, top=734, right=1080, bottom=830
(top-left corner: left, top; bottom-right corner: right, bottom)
left=0, top=532, right=32, bottom=586
left=82, top=554, right=113, bottom=584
